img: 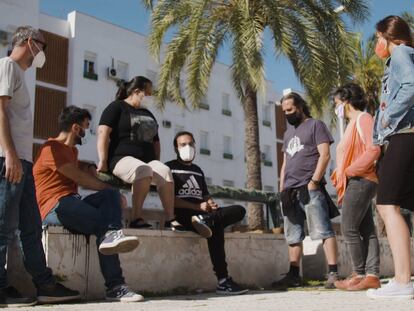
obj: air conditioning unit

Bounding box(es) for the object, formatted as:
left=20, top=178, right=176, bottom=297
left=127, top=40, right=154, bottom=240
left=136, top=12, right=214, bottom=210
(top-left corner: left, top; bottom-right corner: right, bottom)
left=107, top=57, right=119, bottom=80
left=107, top=67, right=118, bottom=80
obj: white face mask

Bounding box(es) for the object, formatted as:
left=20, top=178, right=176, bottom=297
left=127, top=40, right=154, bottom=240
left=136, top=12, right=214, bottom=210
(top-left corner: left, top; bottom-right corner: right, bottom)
left=335, top=103, right=345, bottom=119
left=76, top=128, right=92, bottom=146
left=178, top=145, right=195, bottom=162
left=30, top=41, right=46, bottom=68
left=81, top=129, right=92, bottom=145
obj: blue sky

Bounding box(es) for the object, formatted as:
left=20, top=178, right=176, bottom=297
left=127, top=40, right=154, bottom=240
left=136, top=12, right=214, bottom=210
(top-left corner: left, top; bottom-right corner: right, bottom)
left=40, top=0, right=414, bottom=94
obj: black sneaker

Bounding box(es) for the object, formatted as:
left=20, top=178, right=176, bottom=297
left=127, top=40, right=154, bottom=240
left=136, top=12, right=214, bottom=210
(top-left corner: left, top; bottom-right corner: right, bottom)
left=325, top=272, right=339, bottom=289
left=37, top=282, right=81, bottom=304
left=271, top=273, right=303, bottom=290
left=0, top=286, right=37, bottom=307
left=98, top=230, right=139, bottom=256
left=216, top=277, right=249, bottom=295
left=164, top=219, right=187, bottom=232
left=129, top=218, right=152, bottom=229
left=191, top=215, right=213, bottom=238
left=106, top=284, right=144, bottom=302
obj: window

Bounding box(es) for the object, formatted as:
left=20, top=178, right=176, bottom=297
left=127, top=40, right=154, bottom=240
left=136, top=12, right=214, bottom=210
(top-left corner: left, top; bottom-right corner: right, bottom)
left=222, top=93, right=231, bottom=116
left=262, top=104, right=271, bottom=127
left=223, top=136, right=233, bottom=159
left=205, top=177, right=212, bottom=185
left=264, top=185, right=275, bottom=192
left=0, top=30, right=11, bottom=58
left=223, top=180, right=235, bottom=188
left=200, top=131, right=210, bottom=155
left=263, top=145, right=273, bottom=167
left=84, top=51, right=98, bottom=80
left=117, top=61, right=129, bottom=81
left=199, top=95, right=209, bottom=110
left=83, top=105, right=97, bottom=135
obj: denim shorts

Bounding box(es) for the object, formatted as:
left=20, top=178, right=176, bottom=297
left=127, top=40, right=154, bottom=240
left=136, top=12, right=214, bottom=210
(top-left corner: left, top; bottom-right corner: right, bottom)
left=282, top=189, right=335, bottom=245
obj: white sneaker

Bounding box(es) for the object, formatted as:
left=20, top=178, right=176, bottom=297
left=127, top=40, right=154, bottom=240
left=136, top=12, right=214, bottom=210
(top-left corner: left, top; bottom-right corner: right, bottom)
left=366, top=279, right=414, bottom=300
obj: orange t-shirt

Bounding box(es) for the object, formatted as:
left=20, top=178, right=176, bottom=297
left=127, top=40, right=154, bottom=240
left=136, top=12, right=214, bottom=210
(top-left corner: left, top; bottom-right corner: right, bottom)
left=33, top=139, right=78, bottom=220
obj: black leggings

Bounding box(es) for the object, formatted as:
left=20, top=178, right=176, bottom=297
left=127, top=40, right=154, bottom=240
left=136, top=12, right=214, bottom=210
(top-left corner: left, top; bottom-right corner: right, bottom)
left=175, top=205, right=246, bottom=280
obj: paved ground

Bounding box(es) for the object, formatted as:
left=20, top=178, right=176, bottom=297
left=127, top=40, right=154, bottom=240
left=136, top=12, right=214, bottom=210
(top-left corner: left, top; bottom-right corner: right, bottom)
left=6, top=289, right=414, bottom=311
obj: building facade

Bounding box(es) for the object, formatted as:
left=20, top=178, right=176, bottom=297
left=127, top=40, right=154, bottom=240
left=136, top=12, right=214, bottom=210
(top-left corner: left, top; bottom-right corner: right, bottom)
left=0, top=1, right=286, bottom=213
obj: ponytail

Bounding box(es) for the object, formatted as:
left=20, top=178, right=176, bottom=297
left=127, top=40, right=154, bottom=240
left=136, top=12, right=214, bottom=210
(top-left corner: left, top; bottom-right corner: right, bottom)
left=116, top=80, right=128, bottom=100
left=115, top=76, right=152, bottom=100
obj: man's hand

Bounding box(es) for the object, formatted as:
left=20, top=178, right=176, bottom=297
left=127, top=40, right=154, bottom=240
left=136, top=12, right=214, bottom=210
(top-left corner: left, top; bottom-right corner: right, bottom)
left=207, top=199, right=219, bottom=210
left=200, top=202, right=212, bottom=212
left=97, top=160, right=108, bottom=173
left=307, top=180, right=319, bottom=191
left=5, top=150, right=23, bottom=184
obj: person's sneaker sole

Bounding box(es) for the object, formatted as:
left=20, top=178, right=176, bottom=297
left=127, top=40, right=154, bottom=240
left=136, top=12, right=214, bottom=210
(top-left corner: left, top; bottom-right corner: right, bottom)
left=37, top=294, right=81, bottom=304
left=366, top=289, right=414, bottom=300
left=171, top=227, right=187, bottom=233
left=216, top=289, right=249, bottom=295
left=0, top=300, right=37, bottom=307
left=99, top=237, right=139, bottom=256
left=105, top=294, right=144, bottom=302
left=191, top=216, right=212, bottom=238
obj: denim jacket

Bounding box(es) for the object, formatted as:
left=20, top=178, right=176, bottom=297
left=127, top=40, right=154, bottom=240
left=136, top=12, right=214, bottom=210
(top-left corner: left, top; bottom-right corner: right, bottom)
left=373, top=44, right=414, bottom=145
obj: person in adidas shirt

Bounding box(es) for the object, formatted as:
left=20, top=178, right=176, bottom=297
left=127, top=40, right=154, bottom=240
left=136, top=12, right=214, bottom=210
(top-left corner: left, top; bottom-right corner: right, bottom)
left=165, top=131, right=248, bottom=295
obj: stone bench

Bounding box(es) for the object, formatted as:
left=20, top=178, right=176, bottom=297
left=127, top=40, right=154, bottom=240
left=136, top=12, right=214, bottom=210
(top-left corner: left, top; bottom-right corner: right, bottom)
left=8, top=227, right=289, bottom=300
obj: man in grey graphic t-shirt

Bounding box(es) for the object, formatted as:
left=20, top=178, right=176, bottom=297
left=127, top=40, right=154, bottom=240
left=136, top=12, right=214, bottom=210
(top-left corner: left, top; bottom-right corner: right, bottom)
left=0, top=26, right=79, bottom=306
left=271, top=92, right=339, bottom=290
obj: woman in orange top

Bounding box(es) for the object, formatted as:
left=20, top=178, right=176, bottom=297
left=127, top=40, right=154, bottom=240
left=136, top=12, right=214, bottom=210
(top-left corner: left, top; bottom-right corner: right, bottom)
left=331, top=83, right=381, bottom=291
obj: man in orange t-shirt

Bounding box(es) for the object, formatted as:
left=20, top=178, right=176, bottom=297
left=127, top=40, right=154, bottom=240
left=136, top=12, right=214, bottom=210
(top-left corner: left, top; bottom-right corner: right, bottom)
left=33, top=106, right=143, bottom=302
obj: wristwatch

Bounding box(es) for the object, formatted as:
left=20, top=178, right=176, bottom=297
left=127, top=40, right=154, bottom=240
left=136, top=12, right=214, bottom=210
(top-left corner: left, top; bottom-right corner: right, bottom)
left=311, top=179, right=320, bottom=186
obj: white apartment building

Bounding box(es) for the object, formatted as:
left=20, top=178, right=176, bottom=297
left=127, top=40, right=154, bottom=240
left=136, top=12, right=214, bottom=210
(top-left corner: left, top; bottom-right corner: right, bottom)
left=0, top=0, right=281, bottom=200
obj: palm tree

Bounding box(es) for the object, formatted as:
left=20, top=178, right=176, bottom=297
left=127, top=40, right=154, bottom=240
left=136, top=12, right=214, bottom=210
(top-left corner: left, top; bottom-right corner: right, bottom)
left=351, top=34, right=384, bottom=115
left=142, top=0, right=368, bottom=229
left=402, top=10, right=414, bottom=32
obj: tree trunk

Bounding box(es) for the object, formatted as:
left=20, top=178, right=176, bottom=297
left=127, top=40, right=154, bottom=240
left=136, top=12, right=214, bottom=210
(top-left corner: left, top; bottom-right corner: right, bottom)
left=243, top=85, right=264, bottom=230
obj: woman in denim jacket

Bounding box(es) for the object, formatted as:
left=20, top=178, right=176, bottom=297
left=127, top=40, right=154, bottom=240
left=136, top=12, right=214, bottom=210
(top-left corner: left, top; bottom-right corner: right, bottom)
left=367, top=15, right=414, bottom=300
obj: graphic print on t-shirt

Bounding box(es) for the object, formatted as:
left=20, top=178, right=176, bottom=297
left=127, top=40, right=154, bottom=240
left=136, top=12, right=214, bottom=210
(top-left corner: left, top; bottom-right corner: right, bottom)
left=130, top=114, right=158, bottom=143
left=178, top=175, right=203, bottom=200
left=286, top=135, right=304, bottom=157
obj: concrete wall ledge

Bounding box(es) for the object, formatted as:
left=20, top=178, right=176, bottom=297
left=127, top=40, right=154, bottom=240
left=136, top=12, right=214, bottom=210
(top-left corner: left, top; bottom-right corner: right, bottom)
left=303, top=236, right=414, bottom=279
left=9, top=227, right=289, bottom=300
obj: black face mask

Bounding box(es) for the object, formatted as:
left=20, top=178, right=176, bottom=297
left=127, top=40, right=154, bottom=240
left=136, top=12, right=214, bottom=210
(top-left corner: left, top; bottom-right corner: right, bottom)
left=285, top=112, right=302, bottom=127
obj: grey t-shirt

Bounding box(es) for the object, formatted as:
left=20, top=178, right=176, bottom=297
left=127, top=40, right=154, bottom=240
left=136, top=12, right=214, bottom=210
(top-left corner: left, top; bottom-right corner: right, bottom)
left=283, top=118, right=333, bottom=189
left=0, top=57, right=33, bottom=162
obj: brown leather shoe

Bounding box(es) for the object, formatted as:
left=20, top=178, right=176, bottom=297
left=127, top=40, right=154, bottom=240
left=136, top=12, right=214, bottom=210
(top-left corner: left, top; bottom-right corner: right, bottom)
left=334, top=273, right=363, bottom=290
left=348, top=275, right=381, bottom=291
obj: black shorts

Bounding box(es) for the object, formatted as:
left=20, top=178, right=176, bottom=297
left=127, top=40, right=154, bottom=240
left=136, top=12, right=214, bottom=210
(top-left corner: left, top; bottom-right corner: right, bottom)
left=377, top=134, right=414, bottom=211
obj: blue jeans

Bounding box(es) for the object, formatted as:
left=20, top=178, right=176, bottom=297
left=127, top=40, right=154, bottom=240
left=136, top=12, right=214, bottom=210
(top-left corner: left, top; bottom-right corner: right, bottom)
left=43, top=189, right=125, bottom=289
left=283, top=189, right=335, bottom=245
left=0, top=158, right=54, bottom=288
